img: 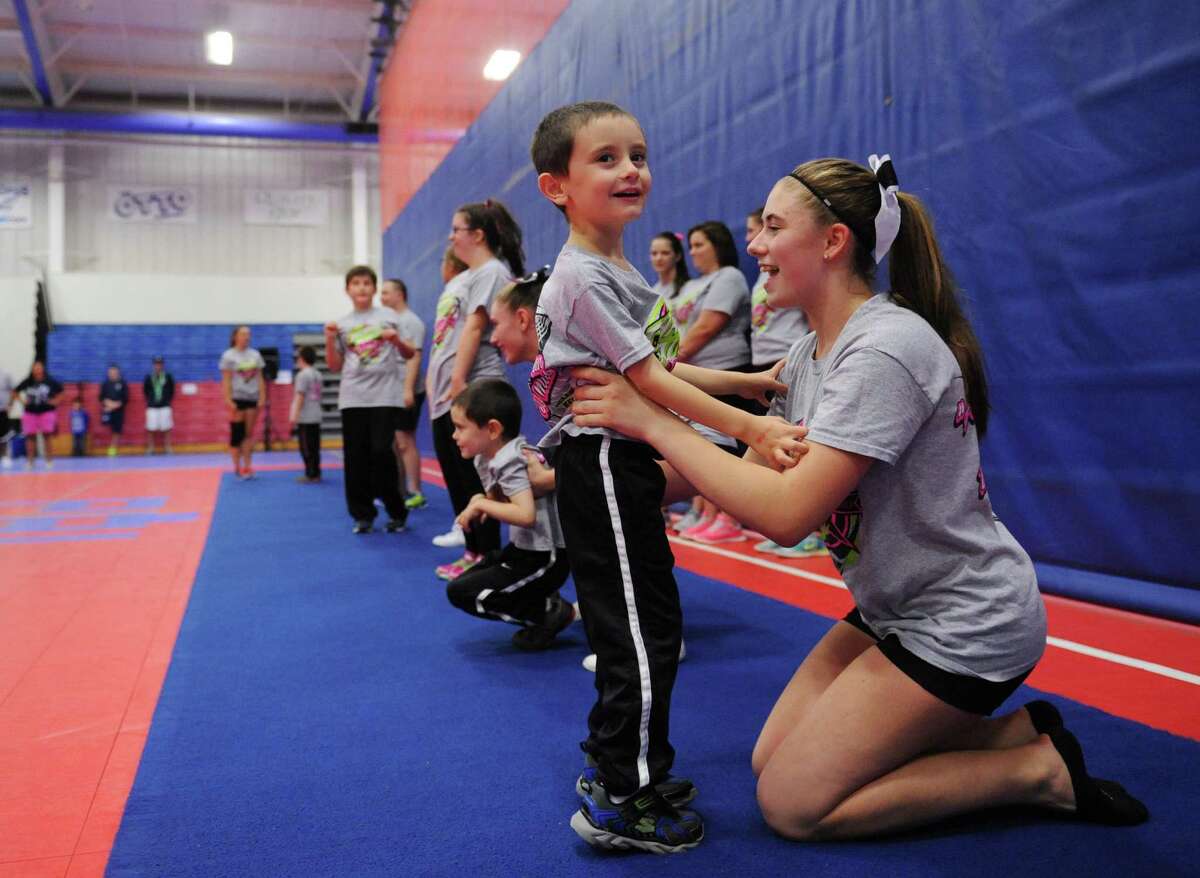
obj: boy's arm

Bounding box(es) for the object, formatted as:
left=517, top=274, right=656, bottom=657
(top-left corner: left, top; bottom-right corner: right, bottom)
left=624, top=356, right=803, bottom=467
left=288, top=380, right=302, bottom=423
left=381, top=327, right=415, bottom=359
left=459, top=489, right=537, bottom=529
left=324, top=322, right=343, bottom=372
left=443, top=309, right=488, bottom=401
left=403, top=348, right=422, bottom=408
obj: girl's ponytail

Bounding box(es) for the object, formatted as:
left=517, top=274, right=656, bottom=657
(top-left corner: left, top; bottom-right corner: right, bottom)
left=459, top=199, right=526, bottom=278
left=889, top=192, right=989, bottom=437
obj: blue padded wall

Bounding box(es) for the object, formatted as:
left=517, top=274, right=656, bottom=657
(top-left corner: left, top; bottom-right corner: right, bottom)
left=47, top=324, right=322, bottom=383
left=382, top=0, right=1200, bottom=614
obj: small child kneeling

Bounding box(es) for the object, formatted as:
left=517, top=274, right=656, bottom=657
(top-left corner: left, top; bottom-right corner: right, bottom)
left=445, top=378, right=574, bottom=649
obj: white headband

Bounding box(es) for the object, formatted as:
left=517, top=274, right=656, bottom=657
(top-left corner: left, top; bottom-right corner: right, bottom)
left=868, top=153, right=901, bottom=264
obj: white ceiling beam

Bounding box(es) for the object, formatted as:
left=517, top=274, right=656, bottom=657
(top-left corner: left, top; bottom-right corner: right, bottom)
left=51, top=58, right=359, bottom=92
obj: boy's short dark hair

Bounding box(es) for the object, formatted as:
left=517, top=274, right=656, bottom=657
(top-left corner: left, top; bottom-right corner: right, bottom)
left=452, top=379, right=522, bottom=441
left=344, top=265, right=378, bottom=288
left=385, top=278, right=408, bottom=299
left=297, top=345, right=317, bottom=366
left=530, top=101, right=638, bottom=177
left=495, top=266, right=550, bottom=315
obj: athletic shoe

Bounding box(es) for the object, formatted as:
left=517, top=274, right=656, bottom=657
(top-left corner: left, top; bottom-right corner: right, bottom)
left=107, top=446, right=117, bottom=457
left=295, top=475, right=320, bottom=483
left=512, top=596, right=576, bottom=651
left=576, top=753, right=698, bottom=807
left=679, top=516, right=716, bottom=540
left=754, top=538, right=780, bottom=553
left=435, top=551, right=481, bottom=581
left=690, top=515, right=746, bottom=544
left=405, top=492, right=427, bottom=510
left=583, top=640, right=685, bottom=673
left=352, top=520, right=373, bottom=535
left=1046, top=726, right=1149, bottom=825
left=384, top=519, right=407, bottom=534
left=432, top=523, right=466, bottom=547
left=571, top=782, right=704, bottom=854
left=768, top=533, right=827, bottom=558
left=0, top=456, right=11, bottom=468
left=671, top=507, right=704, bottom=533
left=239, top=469, right=255, bottom=481
left=43, top=460, right=53, bottom=469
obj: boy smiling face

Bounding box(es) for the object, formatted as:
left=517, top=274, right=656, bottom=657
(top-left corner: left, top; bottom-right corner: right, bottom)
left=554, top=114, right=652, bottom=228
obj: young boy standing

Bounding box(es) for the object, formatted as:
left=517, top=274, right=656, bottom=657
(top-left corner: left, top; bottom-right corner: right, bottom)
left=289, top=346, right=324, bottom=483
left=324, top=265, right=414, bottom=534
left=530, top=102, right=803, bottom=853
left=444, top=379, right=574, bottom=648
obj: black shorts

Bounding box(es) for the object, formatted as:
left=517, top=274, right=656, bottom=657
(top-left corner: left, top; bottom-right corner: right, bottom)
left=393, top=393, right=426, bottom=432
left=843, top=609, right=1032, bottom=716
left=233, top=399, right=258, bottom=411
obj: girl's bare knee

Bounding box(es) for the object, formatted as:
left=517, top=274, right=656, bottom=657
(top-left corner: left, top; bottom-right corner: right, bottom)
left=756, top=773, right=826, bottom=841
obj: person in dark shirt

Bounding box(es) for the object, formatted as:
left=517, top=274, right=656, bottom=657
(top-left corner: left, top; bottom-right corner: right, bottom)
left=15, top=360, right=64, bottom=469
left=143, top=356, right=176, bottom=454
left=70, top=398, right=90, bottom=457
left=99, top=364, right=129, bottom=457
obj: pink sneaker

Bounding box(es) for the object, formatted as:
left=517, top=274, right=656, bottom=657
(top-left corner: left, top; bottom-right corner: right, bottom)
left=680, top=515, right=716, bottom=540
left=436, top=552, right=482, bottom=581
left=691, top=515, right=747, bottom=544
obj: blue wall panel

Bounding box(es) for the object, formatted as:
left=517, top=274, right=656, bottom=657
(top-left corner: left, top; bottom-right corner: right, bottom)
left=381, top=0, right=1200, bottom=605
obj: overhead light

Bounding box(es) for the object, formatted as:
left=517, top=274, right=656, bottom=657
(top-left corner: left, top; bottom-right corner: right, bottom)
left=206, top=31, right=234, bottom=66
left=483, top=49, right=521, bottom=82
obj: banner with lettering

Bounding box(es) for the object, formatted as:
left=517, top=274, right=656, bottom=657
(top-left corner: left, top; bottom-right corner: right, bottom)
left=0, top=179, right=33, bottom=229
left=243, top=189, right=329, bottom=226
left=107, top=186, right=197, bottom=223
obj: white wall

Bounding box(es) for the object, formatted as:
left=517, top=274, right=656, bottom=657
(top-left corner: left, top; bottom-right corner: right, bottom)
left=0, top=276, right=38, bottom=381
left=49, top=273, right=347, bottom=324
left=0, top=132, right=381, bottom=287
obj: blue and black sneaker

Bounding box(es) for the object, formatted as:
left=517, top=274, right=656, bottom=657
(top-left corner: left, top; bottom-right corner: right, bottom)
left=571, top=782, right=704, bottom=854
left=576, top=754, right=697, bottom=807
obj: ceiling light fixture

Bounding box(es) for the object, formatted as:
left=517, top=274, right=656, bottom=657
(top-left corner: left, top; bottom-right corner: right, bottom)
left=483, top=49, right=521, bottom=82
left=205, top=31, right=234, bottom=66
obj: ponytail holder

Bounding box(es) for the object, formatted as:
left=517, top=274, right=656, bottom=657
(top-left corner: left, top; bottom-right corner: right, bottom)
left=516, top=265, right=551, bottom=285
left=868, top=154, right=901, bottom=264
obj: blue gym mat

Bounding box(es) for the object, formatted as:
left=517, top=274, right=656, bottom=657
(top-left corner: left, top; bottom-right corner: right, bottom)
left=106, top=470, right=1199, bottom=876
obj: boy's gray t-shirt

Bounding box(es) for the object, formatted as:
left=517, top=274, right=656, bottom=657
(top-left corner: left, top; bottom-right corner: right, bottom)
left=532, top=243, right=680, bottom=446
left=474, top=435, right=564, bottom=551
left=394, top=309, right=426, bottom=390
left=219, top=347, right=266, bottom=401
left=426, top=258, right=510, bottom=420
left=294, top=366, right=324, bottom=424
left=769, top=294, right=1046, bottom=680
left=750, top=271, right=810, bottom=365
left=674, top=266, right=752, bottom=370
left=335, top=306, right=404, bottom=409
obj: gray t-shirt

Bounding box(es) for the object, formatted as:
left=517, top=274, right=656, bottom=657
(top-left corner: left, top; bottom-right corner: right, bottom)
left=335, top=307, right=404, bottom=409
left=750, top=271, right=810, bottom=366
left=769, top=294, right=1046, bottom=680
left=674, top=266, right=751, bottom=370
left=426, top=258, right=510, bottom=420
left=294, top=366, right=324, bottom=424
left=219, top=347, right=266, bottom=402
left=475, top=436, right=564, bottom=551
left=394, top=308, right=426, bottom=390
left=533, top=243, right=680, bottom=446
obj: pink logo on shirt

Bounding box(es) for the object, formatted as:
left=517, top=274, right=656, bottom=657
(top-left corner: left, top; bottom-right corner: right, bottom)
left=953, top=398, right=975, bottom=436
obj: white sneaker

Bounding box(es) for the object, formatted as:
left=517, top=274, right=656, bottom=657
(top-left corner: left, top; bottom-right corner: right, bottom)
left=1, top=456, right=11, bottom=468
left=581, top=639, right=685, bottom=674
left=432, top=523, right=465, bottom=547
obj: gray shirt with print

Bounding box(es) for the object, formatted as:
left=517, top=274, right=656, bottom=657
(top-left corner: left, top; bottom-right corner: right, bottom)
left=426, top=258, right=510, bottom=420
left=750, top=271, right=810, bottom=365
left=394, top=309, right=426, bottom=390
left=294, top=366, right=324, bottom=424
left=770, top=294, right=1046, bottom=680
left=335, top=307, right=404, bottom=409
left=219, top=347, right=266, bottom=402
left=533, top=243, right=680, bottom=446
left=474, top=436, right=565, bottom=552
left=673, top=266, right=751, bottom=370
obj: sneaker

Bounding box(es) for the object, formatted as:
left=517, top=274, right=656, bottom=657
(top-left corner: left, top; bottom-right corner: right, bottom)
left=691, top=515, right=746, bottom=544
left=107, top=446, right=117, bottom=457
left=384, top=518, right=407, bottom=534
left=754, top=538, right=780, bottom=553
left=432, top=523, right=466, bottom=548
left=680, top=516, right=716, bottom=540
left=0, top=456, right=11, bottom=468
left=512, top=597, right=576, bottom=651
left=44, top=459, right=53, bottom=469
left=576, top=754, right=698, bottom=808
left=671, top=507, right=704, bottom=533
left=769, top=533, right=827, bottom=558
left=295, top=475, right=320, bottom=483
left=352, top=520, right=373, bottom=535
left=239, top=469, right=255, bottom=481
left=435, top=551, right=481, bottom=581
left=571, top=782, right=704, bottom=854
left=583, top=640, right=684, bottom=673
left=405, top=492, right=427, bottom=509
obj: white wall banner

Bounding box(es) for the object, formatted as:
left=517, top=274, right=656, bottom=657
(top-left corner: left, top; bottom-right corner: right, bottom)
left=107, top=185, right=197, bottom=223
left=243, top=189, right=329, bottom=226
left=0, top=179, right=33, bottom=229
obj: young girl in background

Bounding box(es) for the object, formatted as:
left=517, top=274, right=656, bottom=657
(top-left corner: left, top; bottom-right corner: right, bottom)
left=219, top=326, right=266, bottom=480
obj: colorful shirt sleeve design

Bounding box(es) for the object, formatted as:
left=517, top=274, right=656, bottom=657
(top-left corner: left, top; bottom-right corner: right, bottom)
left=431, top=290, right=460, bottom=349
